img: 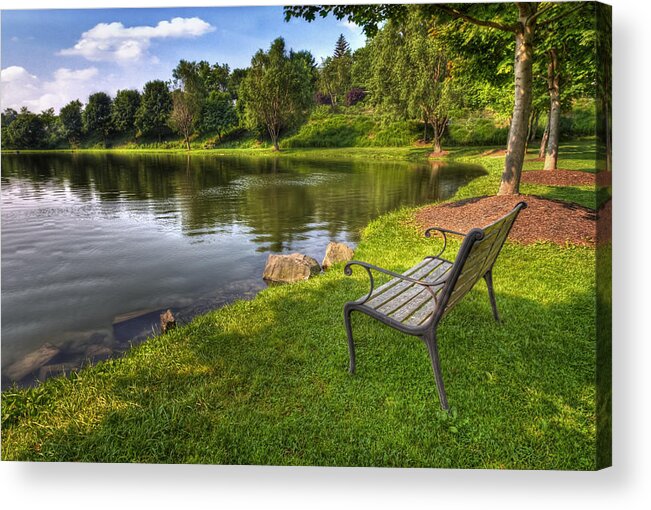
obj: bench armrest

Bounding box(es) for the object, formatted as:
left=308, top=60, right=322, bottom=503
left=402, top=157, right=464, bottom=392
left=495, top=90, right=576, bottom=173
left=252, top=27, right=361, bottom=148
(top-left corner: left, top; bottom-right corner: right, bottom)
left=424, top=226, right=467, bottom=238
left=424, top=226, right=467, bottom=258
left=344, top=260, right=448, bottom=305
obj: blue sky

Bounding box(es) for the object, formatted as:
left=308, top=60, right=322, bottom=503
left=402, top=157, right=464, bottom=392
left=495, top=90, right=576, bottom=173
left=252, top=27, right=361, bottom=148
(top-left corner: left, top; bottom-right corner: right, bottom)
left=1, top=6, right=366, bottom=112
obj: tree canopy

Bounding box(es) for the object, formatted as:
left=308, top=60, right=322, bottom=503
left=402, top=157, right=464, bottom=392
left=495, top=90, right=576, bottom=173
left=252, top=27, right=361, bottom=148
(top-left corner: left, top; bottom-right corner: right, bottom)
left=239, top=37, right=315, bottom=150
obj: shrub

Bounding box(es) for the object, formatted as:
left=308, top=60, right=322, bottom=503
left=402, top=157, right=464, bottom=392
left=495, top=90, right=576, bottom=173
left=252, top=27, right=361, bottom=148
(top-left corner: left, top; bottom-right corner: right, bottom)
left=315, top=91, right=332, bottom=106
left=345, top=87, right=366, bottom=106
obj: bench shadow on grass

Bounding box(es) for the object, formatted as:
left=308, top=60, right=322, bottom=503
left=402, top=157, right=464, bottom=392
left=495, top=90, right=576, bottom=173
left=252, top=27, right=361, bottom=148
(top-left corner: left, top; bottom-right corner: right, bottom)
left=27, top=274, right=603, bottom=469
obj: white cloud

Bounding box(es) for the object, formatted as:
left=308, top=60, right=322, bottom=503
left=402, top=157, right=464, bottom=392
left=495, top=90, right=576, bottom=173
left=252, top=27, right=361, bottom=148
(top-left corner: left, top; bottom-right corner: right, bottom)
left=1, top=65, right=100, bottom=112
left=59, top=17, right=215, bottom=63
left=337, top=20, right=360, bottom=32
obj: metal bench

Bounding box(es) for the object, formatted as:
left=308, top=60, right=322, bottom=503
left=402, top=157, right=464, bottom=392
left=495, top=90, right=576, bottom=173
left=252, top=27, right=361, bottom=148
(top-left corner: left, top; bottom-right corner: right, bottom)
left=343, top=202, right=527, bottom=410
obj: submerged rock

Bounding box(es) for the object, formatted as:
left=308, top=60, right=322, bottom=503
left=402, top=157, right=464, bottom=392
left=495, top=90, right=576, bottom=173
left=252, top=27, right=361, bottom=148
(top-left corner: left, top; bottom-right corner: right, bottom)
left=263, top=253, right=321, bottom=283
left=85, top=344, right=113, bottom=360
left=38, top=362, right=79, bottom=382
left=6, top=343, right=60, bottom=382
left=321, top=242, right=354, bottom=270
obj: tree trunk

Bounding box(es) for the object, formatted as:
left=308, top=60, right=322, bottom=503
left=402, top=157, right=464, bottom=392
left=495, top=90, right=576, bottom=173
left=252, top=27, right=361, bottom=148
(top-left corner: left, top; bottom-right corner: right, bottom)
left=544, top=48, right=561, bottom=170
left=528, top=108, right=540, bottom=142
left=432, top=134, right=442, bottom=153
left=432, top=118, right=445, bottom=153
left=498, top=5, right=537, bottom=196
left=185, top=136, right=191, bottom=151
left=423, top=119, right=429, bottom=142
left=539, top=115, right=550, bottom=158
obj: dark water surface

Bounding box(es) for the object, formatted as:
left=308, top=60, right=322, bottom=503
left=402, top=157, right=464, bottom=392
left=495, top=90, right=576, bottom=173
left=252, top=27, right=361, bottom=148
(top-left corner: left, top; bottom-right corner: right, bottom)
left=1, top=152, right=485, bottom=387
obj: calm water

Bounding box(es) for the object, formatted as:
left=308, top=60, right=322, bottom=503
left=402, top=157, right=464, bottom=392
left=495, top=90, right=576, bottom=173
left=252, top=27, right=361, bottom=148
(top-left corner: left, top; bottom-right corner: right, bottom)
left=1, top=153, right=485, bottom=386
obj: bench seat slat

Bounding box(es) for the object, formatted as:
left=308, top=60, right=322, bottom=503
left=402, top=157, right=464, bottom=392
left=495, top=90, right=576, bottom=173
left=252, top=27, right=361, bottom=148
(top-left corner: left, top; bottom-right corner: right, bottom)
left=362, top=260, right=451, bottom=325
left=365, top=258, right=449, bottom=309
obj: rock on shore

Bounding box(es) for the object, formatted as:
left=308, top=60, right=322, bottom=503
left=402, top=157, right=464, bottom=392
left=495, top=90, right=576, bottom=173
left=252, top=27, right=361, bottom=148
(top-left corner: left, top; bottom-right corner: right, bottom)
left=321, top=242, right=354, bottom=270
left=263, top=253, right=321, bottom=283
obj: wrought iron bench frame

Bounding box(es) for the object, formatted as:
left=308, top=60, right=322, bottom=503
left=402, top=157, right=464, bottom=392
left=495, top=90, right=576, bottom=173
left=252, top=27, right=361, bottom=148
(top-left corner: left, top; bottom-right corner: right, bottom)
left=343, top=202, right=527, bottom=411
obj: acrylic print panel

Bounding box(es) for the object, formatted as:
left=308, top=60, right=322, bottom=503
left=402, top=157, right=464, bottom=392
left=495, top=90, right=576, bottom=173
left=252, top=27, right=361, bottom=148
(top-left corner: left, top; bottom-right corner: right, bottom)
left=0, top=1, right=611, bottom=470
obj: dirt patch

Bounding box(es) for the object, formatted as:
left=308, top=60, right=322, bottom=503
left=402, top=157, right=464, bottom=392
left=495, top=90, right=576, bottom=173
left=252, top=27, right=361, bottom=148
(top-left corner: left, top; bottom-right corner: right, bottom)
left=415, top=195, right=597, bottom=246
left=521, top=169, right=596, bottom=187
left=481, top=148, right=508, bottom=157
left=428, top=150, right=450, bottom=158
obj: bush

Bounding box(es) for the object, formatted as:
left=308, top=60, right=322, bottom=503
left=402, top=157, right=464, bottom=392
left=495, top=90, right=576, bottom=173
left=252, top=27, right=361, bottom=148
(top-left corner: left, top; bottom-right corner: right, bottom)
left=314, top=91, right=332, bottom=106
left=447, top=114, right=509, bottom=146
left=345, top=87, right=366, bottom=106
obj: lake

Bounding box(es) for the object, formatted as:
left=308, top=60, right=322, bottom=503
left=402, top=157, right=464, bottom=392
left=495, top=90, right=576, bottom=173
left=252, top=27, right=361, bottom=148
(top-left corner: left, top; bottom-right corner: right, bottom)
left=1, top=152, right=486, bottom=387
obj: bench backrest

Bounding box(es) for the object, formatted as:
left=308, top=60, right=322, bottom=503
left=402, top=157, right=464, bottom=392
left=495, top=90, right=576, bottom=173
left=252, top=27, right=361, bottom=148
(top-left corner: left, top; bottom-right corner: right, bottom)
left=437, top=201, right=526, bottom=320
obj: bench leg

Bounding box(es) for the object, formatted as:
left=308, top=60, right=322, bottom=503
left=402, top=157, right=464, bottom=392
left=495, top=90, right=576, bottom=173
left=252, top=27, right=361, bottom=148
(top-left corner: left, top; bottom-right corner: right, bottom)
left=344, top=303, right=356, bottom=374
left=484, top=270, right=501, bottom=323
left=424, top=331, right=449, bottom=411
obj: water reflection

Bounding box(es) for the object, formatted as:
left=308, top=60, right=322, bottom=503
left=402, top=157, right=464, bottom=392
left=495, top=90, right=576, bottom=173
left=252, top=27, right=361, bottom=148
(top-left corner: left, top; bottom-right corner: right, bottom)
left=1, top=153, right=485, bottom=387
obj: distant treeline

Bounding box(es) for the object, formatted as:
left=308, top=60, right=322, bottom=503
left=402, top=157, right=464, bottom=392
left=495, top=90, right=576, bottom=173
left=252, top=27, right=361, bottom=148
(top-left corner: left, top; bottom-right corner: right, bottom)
left=2, top=4, right=599, bottom=157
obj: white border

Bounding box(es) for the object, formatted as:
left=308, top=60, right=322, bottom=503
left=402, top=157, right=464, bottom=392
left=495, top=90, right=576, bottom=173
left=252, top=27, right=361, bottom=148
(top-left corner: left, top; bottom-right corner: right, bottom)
left=1, top=1, right=650, bottom=508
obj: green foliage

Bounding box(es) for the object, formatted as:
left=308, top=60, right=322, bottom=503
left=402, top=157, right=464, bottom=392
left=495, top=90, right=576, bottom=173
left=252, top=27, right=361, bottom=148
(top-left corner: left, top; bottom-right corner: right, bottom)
left=560, top=99, right=596, bottom=137
left=366, top=7, right=464, bottom=151
left=239, top=37, right=315, bottom=150
left=201, top=91, right=237, bottom=141
left=448, top=113, right=509, bottom=146
left=318, top=35, right=353, bottom=108
left=83, top=92, right=113, bottom=142
left=111, top=89, right=141, bottom=137
left=59, top=100, right=84, bottom=146
left=2, top=108, right=19, bottom=127
left=135, top=80, right=172, bottom=140
left=168, top=90, right=197, bottom=149
left=351, top=45, right=372, bottom=90
left=3, top=108, right=46, bottom=149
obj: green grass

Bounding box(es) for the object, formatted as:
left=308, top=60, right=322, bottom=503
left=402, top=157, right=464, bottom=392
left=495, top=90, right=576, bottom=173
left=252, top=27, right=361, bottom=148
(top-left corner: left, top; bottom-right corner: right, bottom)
left=1, top=140, right=603, bottom=469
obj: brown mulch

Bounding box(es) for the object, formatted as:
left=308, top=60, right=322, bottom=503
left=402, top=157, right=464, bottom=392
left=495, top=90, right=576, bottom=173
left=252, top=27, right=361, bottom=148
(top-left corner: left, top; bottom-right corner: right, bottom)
left=521, top=170, right=596, bottom=187
left=415, top=195, right=598, bottom=246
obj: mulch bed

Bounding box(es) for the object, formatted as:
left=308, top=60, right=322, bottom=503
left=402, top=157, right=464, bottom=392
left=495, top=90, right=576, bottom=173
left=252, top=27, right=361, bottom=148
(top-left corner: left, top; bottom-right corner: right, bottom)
left=415, top=195, right=598, bottom=246
left=521, top=170, right=596, bottom=187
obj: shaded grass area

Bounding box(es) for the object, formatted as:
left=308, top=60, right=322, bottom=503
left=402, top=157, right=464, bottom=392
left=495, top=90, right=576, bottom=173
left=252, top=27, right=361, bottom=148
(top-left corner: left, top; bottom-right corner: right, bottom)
left=1, top=141, right=599, bottom=469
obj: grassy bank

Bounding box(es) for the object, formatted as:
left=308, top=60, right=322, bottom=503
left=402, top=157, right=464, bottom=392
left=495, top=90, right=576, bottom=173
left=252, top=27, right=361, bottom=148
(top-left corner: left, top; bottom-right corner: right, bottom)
left=1, top=141, right=600, bottom=469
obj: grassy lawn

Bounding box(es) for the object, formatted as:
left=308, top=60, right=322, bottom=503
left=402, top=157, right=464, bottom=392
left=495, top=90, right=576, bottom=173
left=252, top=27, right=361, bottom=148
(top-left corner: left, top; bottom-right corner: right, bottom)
left=1, top=141, right=600, bottom=469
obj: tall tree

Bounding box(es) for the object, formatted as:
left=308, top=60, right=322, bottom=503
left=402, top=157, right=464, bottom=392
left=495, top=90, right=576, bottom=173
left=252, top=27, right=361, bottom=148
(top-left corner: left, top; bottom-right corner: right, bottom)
left=39, top=108, right=63, bottom=148
left=535, top=3, right=595, bottom=170
left=285, top=2, right=586, bottom=195
left=168, top=90, right=196, bottom=150
left=135, top=80, right=172, bottom=142
left=2, top=108, right=19, bottom=127
left=4, top=108, right=46, bottom=149
left=112, top=89, right=141, bottom=139
left=318, top=34, right=353, bottom=107
left=59, top=100, right=83, bottom=147
left=369, top=8, right=463, bottom=153
left=201, top=91, right=237, bottom=142
left=333, top=33, right=351, bottom=59
left=83, top=92, right=113, bottom=145
left=239, top=38, right=315, bottom=151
